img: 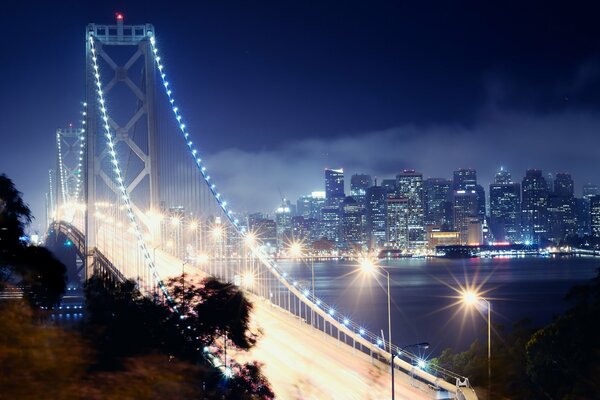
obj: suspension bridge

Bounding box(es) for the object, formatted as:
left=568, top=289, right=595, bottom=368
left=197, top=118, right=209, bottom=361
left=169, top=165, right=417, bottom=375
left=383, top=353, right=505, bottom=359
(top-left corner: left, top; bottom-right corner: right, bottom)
left=46, top=17, right=477, bottom=400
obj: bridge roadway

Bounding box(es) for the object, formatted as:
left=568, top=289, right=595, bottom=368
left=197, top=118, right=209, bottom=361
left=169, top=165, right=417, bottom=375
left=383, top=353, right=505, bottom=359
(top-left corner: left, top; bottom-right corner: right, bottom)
left=55, top=221, right=470, bottom=399
left=146, top=253, right=441, bottom=399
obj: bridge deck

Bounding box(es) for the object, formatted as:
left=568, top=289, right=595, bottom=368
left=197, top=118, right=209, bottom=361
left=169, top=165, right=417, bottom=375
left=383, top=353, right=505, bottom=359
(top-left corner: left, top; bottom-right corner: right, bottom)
left=235, top=295, right=437, bottom=400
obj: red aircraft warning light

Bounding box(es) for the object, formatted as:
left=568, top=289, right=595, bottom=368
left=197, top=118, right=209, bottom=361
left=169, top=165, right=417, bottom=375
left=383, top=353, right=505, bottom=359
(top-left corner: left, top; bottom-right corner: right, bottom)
left=116, top=12, right=124, bottom=21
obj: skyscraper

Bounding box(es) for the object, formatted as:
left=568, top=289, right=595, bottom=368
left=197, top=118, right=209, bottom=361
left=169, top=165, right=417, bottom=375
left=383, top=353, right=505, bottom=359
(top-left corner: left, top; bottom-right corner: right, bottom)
left=297, top=191, right=326, bottom=220
left=341, top=196, right=364, bottom=247
left=386, top=195, right=409, bottom=248
left=590, top=195, right=600, bottom=238
left=489, top=168, right=521, bottom=243
left=453, top=189, right=479, bottom=244
left=325, top=168, right=345, bottom=205
left=547, top=173, right=576, bottom=243
left=365, top=185, right=387, bottom=248
left=321, top=205, right=341, bottom=243
left=350, top=174, right=373, bottom=207
left=453, top=168, right=477, bottom=191
left=396, top=170, right=425, bottom=248
left=424, top=178, right=452, bottom=227
left=275, top=203, right=292, bottom=248
left=521, top=169, right=549, bottom=244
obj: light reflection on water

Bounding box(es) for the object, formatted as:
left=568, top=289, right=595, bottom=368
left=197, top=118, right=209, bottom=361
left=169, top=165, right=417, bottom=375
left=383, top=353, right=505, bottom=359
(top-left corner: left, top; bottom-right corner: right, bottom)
left=277, top=256, right=600, bottom=354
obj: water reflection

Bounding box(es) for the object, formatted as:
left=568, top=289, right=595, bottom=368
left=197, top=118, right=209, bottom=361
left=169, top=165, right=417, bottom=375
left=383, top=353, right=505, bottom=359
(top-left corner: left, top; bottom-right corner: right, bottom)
left=277, top=256, right=600, bottom=354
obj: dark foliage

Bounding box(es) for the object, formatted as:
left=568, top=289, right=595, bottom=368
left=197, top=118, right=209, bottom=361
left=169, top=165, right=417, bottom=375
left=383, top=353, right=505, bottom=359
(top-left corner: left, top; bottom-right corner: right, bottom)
left=0, top=174, right=66, bottom=307
left=84, top=274, right=273, bottom=399
left=434, top=269, right=600, bottom=400
left=0, top=174, right=32, bottom=263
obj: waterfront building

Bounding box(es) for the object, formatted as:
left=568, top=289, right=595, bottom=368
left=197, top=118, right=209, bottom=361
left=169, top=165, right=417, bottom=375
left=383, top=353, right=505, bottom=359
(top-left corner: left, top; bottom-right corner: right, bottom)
left=591, top=195, right=600, bottom=238
left=341, top=196, right=364, bottom=247
left=489, top=168, right=521, bottom=242
left=365, top=185, right=387, bottom=248
left=275, top=203, right=292, bottom=248
left=547, top=173, right=576, bottom=243
left=396, top=170, right=426, bottom=248
left=386, top=195, right=409, bottom=248
left=521, top=169, right=549, bottom=244
left=453, top=189, right=478, bottom=244
left=321, top=205, right=341, bottom=243
left=424, top=178, right=452, bottom=227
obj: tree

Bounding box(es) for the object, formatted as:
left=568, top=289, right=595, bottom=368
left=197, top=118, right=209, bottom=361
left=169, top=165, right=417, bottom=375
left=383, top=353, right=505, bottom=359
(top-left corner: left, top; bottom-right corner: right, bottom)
left=0, top=174, right=32, bottom=263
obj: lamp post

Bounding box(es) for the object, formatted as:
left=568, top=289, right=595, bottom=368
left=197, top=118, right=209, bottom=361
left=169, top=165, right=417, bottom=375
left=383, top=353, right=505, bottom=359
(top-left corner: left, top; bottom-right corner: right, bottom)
left=394, top=342, right=430, bottom=371
left=358, top=256, right=394, bottom=400
left=182, top=260, right=188, bottom=309
left=462, top=290, right=491, bottom=398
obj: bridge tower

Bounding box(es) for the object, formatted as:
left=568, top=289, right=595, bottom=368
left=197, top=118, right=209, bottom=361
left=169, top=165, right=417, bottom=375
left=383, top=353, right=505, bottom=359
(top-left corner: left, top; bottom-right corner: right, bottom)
left=84, top=15, right=160, bottom=279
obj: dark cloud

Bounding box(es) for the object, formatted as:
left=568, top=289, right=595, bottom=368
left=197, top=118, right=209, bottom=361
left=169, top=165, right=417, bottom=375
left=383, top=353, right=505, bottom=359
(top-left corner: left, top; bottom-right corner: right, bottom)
left=207, top=108, right=600, bottom=214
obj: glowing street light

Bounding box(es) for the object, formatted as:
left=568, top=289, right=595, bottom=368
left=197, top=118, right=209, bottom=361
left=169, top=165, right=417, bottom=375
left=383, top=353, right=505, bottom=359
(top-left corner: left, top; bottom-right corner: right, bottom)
left=244, top=231, right=257, bottom=247
left=211, top=225, right=223, bottom=239
left=289, top=241, right=303, bottom=258
left=357, top=255, right=395, bottom=400
left=188, top=221, right=198, bottom=231
left=241, top=271, right=255, bottom=288
left=461, top=289, right=492, bottom=397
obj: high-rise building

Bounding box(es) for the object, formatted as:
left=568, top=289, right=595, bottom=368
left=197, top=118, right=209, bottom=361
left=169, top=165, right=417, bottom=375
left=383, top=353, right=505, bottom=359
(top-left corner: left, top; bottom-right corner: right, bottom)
left=297, top=191, right=326, bottom=220
left=424, top=178, right=452, bottom=227
left=521, top=169, right=549, bottom=244
left=321, top=205, right=341, bottom=243
left=476, top=184, right=486, bottom=221
left=575, top=197, right=591, bottom=237
left=590, top=195, right=600, bottom=238
left=275, top=203, right=292, bottom=248
left=365, top=185, right=387, bottom=248
left=325, top=168, right=345, bottom=205
left=548, top=173, right=576, bottom=243
left=291, top=216, right=310, bottom=241
left=396, top=170, right=425, bottom=248
left=453, top=168, right=477, bottom=191
left=489, top=168, right=521, bottom=243
left=453, top=190, right=478, bottom=244
left=350, top=174, right=372, bottom=207
left=386, top=195, right=409, bottom=248
left=341, top=196, right=364, bottom=247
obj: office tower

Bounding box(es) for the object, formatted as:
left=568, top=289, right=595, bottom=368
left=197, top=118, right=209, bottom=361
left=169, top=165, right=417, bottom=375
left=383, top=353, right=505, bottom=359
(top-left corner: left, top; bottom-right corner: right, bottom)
left=275, top=203, right=292, bottom=248
left=365, top=185, right=387, bottom=248
left=325, top=168, right=345, bottom=205
left=424, top=178, right=452, bottom=226
left=575, top=197, right=591, bottom=237
left=521, top=169, right=549, bottom=244
left=453, top=168, right=477, bottom=191
left=476, top=184, right=486, bottom=221
left=590, top=195, right=600, bottom=238
left=453, top=189, right=478, bottom=244
left=341, top=196, right=364, bottom=246
left=291, top=216, right=310, bottom=241
left=548, top=173, right=576, bottom=243
left=297, top=191, right=326, bottom=220
left=396, top=170, right=426, bottom=248
left=321, top=205, right=341, bottom=243
left=350, top=174, right=373, bottom=207
left=489, top=168, right=521, bottom=242
left=386, top=195, right=409, bottom=248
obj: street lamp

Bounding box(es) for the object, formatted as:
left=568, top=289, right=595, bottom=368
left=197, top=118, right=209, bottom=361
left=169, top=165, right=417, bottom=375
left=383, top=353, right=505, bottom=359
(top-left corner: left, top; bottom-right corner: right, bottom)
left=358, top=256, right=394, bottom=400
left=462, top=290, right=492, bottom=398
left=394, top=342, right=430, bottom=374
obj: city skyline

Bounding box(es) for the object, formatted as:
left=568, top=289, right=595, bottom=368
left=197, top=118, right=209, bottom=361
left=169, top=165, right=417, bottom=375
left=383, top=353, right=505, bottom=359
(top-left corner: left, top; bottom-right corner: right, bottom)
left=2, top=2, right=600, bottom=230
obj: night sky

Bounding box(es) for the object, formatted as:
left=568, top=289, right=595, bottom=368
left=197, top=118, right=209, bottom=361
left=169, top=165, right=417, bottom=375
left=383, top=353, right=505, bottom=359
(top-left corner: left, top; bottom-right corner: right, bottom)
left=2, top=1, right=600, bottom=231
